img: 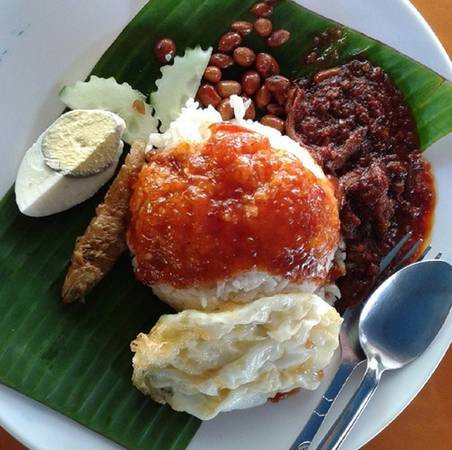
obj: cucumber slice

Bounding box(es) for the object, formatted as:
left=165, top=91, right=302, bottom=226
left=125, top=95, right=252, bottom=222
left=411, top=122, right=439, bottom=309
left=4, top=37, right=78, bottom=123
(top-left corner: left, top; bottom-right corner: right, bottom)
left=150, top=46, right=212, bottom=131
left=60, top=76, right=158, bottom=144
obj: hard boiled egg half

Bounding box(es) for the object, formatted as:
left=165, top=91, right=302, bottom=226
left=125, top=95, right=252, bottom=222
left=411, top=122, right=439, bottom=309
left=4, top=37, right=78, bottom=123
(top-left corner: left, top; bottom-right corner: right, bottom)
left=15, top=109, right=125, bottom=217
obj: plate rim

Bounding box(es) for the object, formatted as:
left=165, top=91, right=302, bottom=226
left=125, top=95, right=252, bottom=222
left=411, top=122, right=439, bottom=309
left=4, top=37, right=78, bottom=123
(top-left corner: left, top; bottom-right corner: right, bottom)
left=0, top=0, right=451, bottom=449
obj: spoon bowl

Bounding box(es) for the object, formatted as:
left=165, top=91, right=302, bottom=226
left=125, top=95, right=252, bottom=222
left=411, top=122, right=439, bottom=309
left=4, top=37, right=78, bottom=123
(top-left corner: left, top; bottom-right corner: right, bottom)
left=359, top=259, right=452, bottom=370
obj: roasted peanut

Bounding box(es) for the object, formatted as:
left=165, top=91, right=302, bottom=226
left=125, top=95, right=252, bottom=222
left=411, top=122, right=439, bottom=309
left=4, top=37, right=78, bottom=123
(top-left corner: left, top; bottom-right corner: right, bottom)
left=260, top=114, right=285, bottom=132
left=243, top=98, right=256, bottom=120
left=265, top=75, right=290, bottom=92
left=254, top=18, right=273, bottom=37
left=251, top=2, right=273, bottom=17
left=241, top=70, right=261, bottom=96
left=217, top=98, right=234, bottom=120
left=153, top=38, right=176, bottom=64
left=255, top=52, right=280, bottom=78
left=231, top=21, right=253, bottom=36
left=218, top=32, right=242, bottom=53
left=266, top=103, right=285, bottom=117
left=210, top=53, right=234, bottom=69
left=265, top=75, right=290, bottom=105
left=216, top=80, right=242, bottom=97
left=197, top=84, right=221, bottom=107
left=255, top=85, right=272, bottom=109
left=267, top=29, right=290, bottom=48
left=203, top=65, right=222, bottom=83
left=233, top=47, right=256, bottom=67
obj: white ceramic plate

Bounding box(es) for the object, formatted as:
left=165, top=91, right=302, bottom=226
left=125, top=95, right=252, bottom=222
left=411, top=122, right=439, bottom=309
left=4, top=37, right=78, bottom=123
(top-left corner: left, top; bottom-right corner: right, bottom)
left=0, top=1, right=451, bottom=449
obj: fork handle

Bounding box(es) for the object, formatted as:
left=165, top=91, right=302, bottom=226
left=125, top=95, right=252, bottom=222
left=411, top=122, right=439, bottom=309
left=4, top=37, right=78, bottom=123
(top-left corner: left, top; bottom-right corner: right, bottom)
left=317, top=359, right=383, bottom=450
left=290, top=360, right=358, bottom=450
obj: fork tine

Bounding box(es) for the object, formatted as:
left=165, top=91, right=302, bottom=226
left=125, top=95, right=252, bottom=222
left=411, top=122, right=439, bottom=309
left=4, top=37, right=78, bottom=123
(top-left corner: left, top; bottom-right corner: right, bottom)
left=379, top=231, right=412, bottom=274
left=417, top=245, right=432, bottom=262
left=399, top=239, right=422, bottom=265
left=376, top=237, right=422, bottom=286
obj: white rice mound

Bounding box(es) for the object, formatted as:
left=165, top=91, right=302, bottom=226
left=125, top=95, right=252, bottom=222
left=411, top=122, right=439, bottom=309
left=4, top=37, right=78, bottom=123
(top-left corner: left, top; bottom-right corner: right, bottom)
left=143, top=97, right=343, bottom=311
left=153, top=271, right=318, bottom=311
left=153, top=270, right=342, bottom=311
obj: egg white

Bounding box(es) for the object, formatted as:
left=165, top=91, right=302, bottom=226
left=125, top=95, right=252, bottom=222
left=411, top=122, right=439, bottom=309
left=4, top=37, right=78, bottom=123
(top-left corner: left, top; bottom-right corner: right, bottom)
left=131, top=292, right=342, bottom=420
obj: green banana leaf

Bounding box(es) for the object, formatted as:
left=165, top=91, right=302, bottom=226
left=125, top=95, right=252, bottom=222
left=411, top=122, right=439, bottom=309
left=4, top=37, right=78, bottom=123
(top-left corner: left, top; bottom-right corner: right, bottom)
left=0, top=1, right=451, bottom=449
left=93, top=0, right=451, bottom=150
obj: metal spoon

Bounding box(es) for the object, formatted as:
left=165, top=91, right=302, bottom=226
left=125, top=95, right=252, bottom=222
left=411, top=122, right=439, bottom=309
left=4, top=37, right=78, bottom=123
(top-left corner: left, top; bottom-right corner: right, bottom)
left=317, top=259, right=452, bottom=450
left=290, top=233, right=421, bottom=450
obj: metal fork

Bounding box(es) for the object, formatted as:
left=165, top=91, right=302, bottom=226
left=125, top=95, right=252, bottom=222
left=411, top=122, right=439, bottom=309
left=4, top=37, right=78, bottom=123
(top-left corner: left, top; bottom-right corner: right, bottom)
left=290, top=233, right=431, bottom=450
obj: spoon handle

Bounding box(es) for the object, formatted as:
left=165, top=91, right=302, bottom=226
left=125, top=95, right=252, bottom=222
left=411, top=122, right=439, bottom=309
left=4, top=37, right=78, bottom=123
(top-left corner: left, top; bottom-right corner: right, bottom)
left=317, top=359, right=382, bottom=450
left=290, top=360, right=358, bottom=450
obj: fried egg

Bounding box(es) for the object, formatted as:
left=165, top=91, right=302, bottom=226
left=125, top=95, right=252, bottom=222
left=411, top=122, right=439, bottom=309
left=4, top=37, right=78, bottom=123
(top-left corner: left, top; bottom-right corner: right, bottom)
left=131, top=292, right=342, bottom=420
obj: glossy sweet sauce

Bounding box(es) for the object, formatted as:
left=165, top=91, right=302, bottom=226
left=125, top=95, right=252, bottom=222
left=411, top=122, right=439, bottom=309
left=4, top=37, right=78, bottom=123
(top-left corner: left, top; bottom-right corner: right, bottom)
left=128, top=123, right=340, bottom=288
